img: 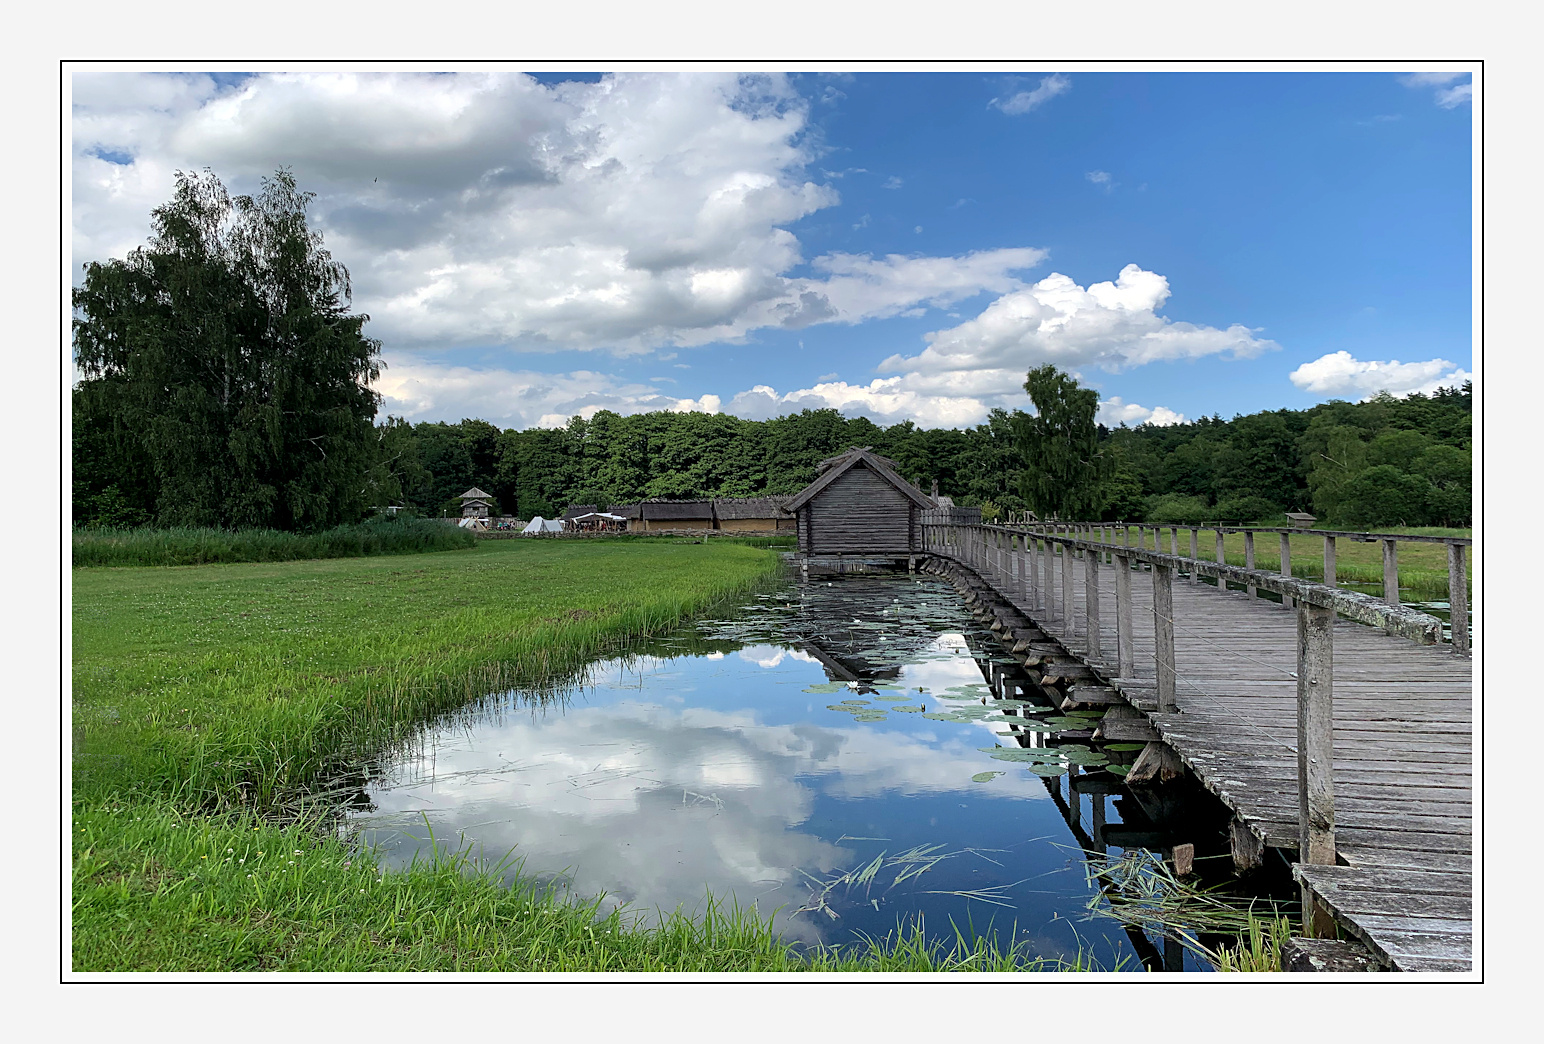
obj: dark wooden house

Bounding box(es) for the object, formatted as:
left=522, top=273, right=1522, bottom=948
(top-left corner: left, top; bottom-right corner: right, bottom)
left=458, top=487, right=496, bottom=519
left=786, top=448, right=935, bottom=559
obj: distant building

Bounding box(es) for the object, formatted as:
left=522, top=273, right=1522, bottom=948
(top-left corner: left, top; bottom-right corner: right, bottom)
left=617, top=499, right=716, bottom=532
left=713, top=496, right=795, bottom=533
left=787, top=447, right=936, bottom=561
left=458, top=487, right=496, bottom=519
left=1286, top=512, right=1317, bottom=529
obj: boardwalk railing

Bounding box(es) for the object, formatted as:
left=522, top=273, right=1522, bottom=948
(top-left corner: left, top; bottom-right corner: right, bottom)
left=1034, top=521, right=1471, bottom=654
left=922, top=522, right=1449, bottom=893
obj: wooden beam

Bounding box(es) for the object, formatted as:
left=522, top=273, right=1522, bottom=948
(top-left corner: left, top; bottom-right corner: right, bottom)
left=1297, top=601, right=1337, bottom=867
left=1115, top=551, right=1135, bottom=680
left=1448, top=543, right=1469, bottom=656
left=1153, top=562, right=1177, bottom=713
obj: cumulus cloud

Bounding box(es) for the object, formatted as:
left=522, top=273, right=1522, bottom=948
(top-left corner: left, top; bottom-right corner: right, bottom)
left=1085, top=170, right=1113, bottom=191
left=1288, top=350, right=1471, bottom=400
left=374, top=353, right=724, bottom=429
left=1398, top=71, right=1473, bottom=108
left=718, top=264, right=1273, bottom=428
left=72, top=70, right=1047, bottom=357
left=1097, top=397, right=1186, bottom=427
left=990, top=74, right=1071, bottom=115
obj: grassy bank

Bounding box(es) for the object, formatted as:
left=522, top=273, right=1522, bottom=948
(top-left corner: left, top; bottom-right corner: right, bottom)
left=72, top=801, right=1089, bottom=972
left=73, top=516, right=476, bottom=567
left=72, top=538, right=1095, bottom=971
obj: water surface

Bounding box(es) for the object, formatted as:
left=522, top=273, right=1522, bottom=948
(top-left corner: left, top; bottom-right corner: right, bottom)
left=346, top=572, right=1198, bottom=967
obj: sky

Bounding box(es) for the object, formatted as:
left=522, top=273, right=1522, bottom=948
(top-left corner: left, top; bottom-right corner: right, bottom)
left=69, top=68, right=1474, bottom=432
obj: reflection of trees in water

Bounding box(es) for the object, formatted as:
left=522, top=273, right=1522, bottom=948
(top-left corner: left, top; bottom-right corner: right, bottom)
left=695, top=575, right=995, bottom=686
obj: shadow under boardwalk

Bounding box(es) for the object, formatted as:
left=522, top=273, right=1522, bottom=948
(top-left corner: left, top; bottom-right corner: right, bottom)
left=963, top=544, right=1473, bottom=973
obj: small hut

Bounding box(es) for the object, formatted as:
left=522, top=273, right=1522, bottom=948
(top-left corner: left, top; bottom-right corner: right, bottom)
left=786, top=447, right=935, bottom=565
left=628, top=499, right=716, bottom=532
left=1286, top=512, right=1318, bottom=529
left=713, top=496, right=795, bottom=533
left=458, top=488, right=496, bottom=519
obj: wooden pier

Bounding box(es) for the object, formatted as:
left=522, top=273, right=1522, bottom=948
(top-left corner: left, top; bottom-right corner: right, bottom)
left=923, top=522, right=1474, bottom=973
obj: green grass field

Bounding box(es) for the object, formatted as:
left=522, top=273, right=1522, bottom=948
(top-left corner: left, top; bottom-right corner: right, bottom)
left=72, top=538, right=1109, bottom=972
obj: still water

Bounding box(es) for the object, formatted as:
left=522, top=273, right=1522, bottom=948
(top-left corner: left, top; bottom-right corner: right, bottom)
left=346, top=571, right=1206, bottom=968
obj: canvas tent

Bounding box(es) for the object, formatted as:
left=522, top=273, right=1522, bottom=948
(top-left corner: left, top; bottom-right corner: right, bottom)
left=521, top=516, right=564, bottom=534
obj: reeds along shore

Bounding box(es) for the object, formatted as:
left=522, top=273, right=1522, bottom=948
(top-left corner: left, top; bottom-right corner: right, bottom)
left=72, top=517, right=477, bottom=567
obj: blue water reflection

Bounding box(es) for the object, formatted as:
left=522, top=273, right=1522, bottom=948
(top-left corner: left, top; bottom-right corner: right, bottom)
left=347, top=574, right=1151, bottom=966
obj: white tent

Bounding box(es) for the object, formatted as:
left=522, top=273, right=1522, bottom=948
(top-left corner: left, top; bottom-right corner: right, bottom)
left=521, top=515, right=564, bottom=534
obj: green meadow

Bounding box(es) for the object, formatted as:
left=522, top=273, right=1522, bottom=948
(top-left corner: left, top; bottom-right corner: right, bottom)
left=71, top=538, right=1095, bottom=972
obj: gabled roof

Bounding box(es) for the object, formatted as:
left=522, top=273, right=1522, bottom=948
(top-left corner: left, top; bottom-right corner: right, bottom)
left=787, top=448, right=936, bottom=512
left=459, top=488, right=493, bottom=500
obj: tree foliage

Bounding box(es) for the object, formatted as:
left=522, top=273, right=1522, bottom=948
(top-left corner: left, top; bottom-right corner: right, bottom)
left=73, top=169, right=384, bottom=530
left=1015, top=365, right=1108, bottom=519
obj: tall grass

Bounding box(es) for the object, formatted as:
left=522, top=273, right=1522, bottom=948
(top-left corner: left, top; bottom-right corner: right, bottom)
left=71, top=801, right=1109, bottom=972
left=74, top=516, right=476, bottom=567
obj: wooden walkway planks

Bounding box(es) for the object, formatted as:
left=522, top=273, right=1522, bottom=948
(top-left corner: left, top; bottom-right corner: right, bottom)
left=949, top=537, right=1474, bottom=973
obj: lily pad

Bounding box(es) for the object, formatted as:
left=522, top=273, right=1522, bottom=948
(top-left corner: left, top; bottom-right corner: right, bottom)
left=1104, top=742, right=1147, bottom=752
left=971, top=771, right=1005, bottom=783
left=838, top=699, right=871, bottom=706
left=826, top=704, right=863, bottom=712
left=921, top=712, right=959, bottom=721
left=804, top=683, right=846, bottom=694
left=1028, top=764, right=1068, bottom=777
left=1064, top=750, right=1109, bottom=766
left=871, top=694, right=912, bottom=702
left=853, top=712, right=888, bottom=723
left=1106, top=763, right=1131, bottom=777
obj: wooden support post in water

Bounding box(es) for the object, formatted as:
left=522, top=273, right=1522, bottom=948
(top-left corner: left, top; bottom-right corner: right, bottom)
left=1448, top=543, right=1469, bottom=655
left=1085, top=548, right=1101, bottom=661
left=1296, top=600, right=1337, bottom=936
left=1091, top=791, right=1105, bottom=849
left=1280, top=532, right=1294, bottom=610
left=1153, top=563, right=1177, bottom=713
left=1245, top=531, right=1256, bottom=599
left=1323, top=534, right=1337, bottom=589
left=1115, top=552, right=1135, bottom=680
left=1382, top=538, right=1399, bottom=605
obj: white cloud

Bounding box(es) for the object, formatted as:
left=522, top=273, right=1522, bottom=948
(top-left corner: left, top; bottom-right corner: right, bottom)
left=72, top=71, right=1048, bottom=357
left=374, top=353, right=723, bottom=429
left=1086, top=170, right=1113, bottom=191
left=1288, top=351, right=1472, bottom=400
left=990, top=74, right=1071, bottom=115
left=1097, top=397, right=1186, bottom=427
left=882, top=175, right=903, bottom=190
left=1398, top=71, right=1473, bottom=108
left=726, top=379, right=988, bottom=428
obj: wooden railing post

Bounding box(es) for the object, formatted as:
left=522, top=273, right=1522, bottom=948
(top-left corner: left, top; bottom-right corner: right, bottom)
left=1297, top=599, right=1337, bottom=935
left=1115, top=551, right=1135, bottom=680
left=1245, top=531, right=1256, bottom=599
left=1085, top=543, right=1102, bottom=661
left=1323, top=534, right=1337, bottom=589
left=1170, top=526, right=1179, bottom=557
left=1280, top=532, right=1294, bottom=610
left=1042, top=533, right=1056, bottom=619
left=1062, top=536, right=1076, bottom=641
left=1189, top=527, right=1200, bottom=581
left=1448, top=543, right=1469, bottom=655
left=1153, top=563, right=1177, bottom=712
left=1382, top=538, right=1399, bottom=605
left=1215, top=527, right=1226, bottom=566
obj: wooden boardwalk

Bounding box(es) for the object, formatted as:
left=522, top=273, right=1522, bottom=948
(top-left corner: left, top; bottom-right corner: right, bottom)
left=928, top=525, right=1473, bottom=973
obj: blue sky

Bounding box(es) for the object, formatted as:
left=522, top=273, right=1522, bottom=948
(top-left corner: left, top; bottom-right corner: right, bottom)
left=70, top=69, right=1473, bottom=430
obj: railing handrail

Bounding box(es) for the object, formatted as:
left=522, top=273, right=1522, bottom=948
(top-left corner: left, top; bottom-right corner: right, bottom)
left=1004, top=519, right=1471, bottom=547
left=923, top=522, right=1444, bottom=644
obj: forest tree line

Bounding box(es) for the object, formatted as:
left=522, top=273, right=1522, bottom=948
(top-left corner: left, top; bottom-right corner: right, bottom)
left=77, top=382, right=1467, bottom=530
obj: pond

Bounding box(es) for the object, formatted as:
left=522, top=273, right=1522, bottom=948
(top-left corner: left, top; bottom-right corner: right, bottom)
left=344, top=569, right=1231, bottom=969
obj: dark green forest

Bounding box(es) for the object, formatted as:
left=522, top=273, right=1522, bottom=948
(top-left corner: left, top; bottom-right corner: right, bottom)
left=72, top=170, right=1472, bottom=533
left=76, top=382, right=1470, bottom=530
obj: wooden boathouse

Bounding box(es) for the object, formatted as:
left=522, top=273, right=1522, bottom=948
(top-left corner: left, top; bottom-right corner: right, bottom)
left=787, top=447, right=935, bottom=571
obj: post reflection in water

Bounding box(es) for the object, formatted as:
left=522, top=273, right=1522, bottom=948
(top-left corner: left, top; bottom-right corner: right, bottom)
left=346, top=573, right=1197, bottom=966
